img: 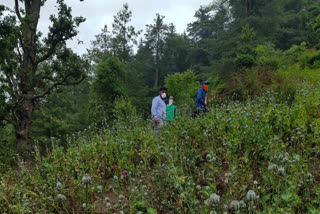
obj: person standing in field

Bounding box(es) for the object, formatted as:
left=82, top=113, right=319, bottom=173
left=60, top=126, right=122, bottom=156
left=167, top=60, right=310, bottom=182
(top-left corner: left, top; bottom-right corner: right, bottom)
left=166, top=96, right=177, bottom=123
left=193, top=81, right=209, bottom=117
left=151, top=87, right=167, bottom=136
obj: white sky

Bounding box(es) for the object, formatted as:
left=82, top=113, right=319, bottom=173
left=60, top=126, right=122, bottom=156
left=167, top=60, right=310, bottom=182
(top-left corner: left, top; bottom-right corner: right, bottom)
left=2, top=0, right=212, bottom=55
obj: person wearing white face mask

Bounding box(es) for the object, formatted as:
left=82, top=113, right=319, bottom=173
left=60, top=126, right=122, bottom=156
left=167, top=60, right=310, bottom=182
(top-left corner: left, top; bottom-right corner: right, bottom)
left=151, top=87, right=167, bottom=136
left=166, top=96, right=177, bottom=123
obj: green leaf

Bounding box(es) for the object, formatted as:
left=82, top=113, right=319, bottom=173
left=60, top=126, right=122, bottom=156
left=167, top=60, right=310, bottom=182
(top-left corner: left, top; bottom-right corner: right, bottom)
left=261, top=193, right=272, bottom=204
left=147, top=207, right=158, bottom=214
left=306, top=204, right=318, bottom=214
left=281, top=189, right=292, bottom=202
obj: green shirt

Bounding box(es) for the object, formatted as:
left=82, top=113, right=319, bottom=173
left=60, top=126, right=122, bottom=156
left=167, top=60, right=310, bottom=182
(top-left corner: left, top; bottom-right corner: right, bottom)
left=166, top=104, right=177, bottom=121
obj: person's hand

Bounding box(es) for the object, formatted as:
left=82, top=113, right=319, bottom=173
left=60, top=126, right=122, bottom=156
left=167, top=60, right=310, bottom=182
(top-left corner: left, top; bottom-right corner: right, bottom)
left=154, top=118, right=159, bottom=123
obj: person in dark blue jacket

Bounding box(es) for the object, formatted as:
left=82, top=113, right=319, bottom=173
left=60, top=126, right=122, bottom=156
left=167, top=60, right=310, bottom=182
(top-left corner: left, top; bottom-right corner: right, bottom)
left=194, top=80, right=209, bottom=117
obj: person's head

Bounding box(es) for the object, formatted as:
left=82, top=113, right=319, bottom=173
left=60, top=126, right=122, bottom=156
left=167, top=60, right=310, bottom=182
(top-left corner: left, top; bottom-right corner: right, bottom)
left=169, top=96, right=174, bottom=105
left=201, top=81, right=209, bottom=92
left=159, top=87, right=168, bottom=99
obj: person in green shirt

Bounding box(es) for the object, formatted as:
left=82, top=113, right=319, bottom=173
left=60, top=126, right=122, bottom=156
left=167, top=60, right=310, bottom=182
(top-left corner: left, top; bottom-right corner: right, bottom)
left=166, top=96, right=177, bottom=122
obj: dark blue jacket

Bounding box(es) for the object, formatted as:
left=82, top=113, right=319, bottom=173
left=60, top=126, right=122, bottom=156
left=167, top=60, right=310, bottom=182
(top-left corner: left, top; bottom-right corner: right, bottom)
left=195, top=87, right=207, bottom=111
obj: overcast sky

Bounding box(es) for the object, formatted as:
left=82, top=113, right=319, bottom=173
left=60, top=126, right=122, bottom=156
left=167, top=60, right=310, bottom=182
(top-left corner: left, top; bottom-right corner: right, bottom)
left=3, top=0, right=212, bottom=55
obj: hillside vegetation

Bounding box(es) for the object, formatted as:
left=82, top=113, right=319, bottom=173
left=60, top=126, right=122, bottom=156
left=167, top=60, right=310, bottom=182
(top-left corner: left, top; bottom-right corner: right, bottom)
left=1, top=77, right=320, bottom=213
left=1, top=0, right=320, bottom=213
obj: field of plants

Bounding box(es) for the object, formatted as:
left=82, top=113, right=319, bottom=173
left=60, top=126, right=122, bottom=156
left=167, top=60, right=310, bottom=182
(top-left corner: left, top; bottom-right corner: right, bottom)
left=1, top=81, right=320, bottom=214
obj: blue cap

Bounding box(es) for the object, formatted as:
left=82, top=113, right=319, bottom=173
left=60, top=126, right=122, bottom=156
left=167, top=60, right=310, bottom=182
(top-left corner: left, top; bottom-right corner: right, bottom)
left=201, top=80, right=209, bottom=85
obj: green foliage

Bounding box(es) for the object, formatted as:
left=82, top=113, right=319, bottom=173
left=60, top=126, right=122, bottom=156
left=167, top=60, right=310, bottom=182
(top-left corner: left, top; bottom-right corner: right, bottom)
left=0, top=121, right=16, bottom=173
left=1, top=0, right=86, bottom=153
left=240, top=24, right=256, bottom=43
left=1, top=84, right=320, bottom=213
left=0, top=88, right=6, bottom=119
left=164, top=70, right=199, bottom=108
left=235, top=54, right=255, bottom=68
left=93, top=57, right=128, bottom=105
left=283, top=42, right=320, bottom=69
left=111, top=3, right=141, bottom=62
left=2, top=2, right=320, bottom=212
left=86, top=25, right=112, bottom=67
left=32, top=79, right=92, bottom=147
left=255, top=44, right=281, bottom=69
left=112, top=97, right=137, bottom=123
left=306, top=2, right=320, bottom=47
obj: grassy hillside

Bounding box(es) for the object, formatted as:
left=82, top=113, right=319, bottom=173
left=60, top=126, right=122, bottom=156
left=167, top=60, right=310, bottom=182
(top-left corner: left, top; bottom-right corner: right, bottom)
left=1, top=80, right=320, bottom=213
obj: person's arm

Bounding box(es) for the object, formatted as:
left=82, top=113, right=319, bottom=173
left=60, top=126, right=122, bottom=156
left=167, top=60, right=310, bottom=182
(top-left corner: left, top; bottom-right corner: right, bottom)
left=151, top=97, right=160, bottom=122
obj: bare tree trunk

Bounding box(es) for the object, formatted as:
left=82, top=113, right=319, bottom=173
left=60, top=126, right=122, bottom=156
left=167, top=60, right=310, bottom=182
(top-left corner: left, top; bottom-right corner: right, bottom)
left=14, top=0, right=40, bottom=156
left=16, top=98, right=34, bottom=157
left=245, top=0, right=254, bottom=17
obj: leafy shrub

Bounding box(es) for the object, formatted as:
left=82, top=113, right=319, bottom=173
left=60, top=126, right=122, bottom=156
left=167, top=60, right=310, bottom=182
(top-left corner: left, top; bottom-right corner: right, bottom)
left=165, top=70, right=199, bottom=108
left=235, top=54, right=255, bottom=68
left=256, top=44, right=281, bottom=70
left=112, top=97, right=137, bottom=122
left=93, top=57, right=128, bottom=107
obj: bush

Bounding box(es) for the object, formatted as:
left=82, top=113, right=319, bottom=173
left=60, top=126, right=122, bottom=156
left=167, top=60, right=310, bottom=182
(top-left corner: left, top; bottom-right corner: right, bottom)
left=235, top=54, right=255, bottom=68
left=165, top=70, right=199, bottom=108
left=93, top=57, right=128, bottom=106
left=256, top=44, right=281, bottom=70
left=112, top=97, right=137, bottom=122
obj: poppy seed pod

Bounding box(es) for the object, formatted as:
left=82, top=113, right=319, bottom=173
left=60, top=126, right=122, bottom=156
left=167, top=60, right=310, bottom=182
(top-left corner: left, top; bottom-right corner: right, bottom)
left=268, top=164, right=277, bottom=171
left=239, top=200, right=246, bottom=208
left=57, top=194, right=66, bottom=201
left=97, top=185, right=103, bottom=193
left=223, top=204, right=228, bottom=210
left=278, top=167, right=285, bottom=176
left=81, top=175, right=92, bottom=184
left=106, top=202, right=112, bottom=209
left=56, top=182, right=63, bottom=189
left=210, top=193, right=220, bottom=204
left=119, top=194, right=125, bottom=201
left=246, top=190, right=256, bottom=201
left=230, top=200, right=240, bottom=211
left=196, top=185, right=201, bottom=191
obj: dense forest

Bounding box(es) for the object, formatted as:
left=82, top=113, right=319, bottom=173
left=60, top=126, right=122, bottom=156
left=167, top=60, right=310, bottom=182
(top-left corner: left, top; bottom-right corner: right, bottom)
left=1, top=0, right=320, bottom=213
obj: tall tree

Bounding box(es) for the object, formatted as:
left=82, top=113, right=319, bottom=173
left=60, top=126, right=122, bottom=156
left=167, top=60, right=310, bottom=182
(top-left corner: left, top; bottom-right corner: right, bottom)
left=0, top=0, right=86, bottom=154
left=111, top=3, right=141, bottom=62
left=86, top=25, right=112, bottom=67
left=144, top=14, right=169, bottom=88
left=90, top=57, right=128, bottom=122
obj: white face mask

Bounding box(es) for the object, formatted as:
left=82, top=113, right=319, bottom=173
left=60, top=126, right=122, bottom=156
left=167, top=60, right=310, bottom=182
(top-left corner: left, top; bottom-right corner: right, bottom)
left=169, top=99, right=173, bottom=105
left=161, top=93, right=166, bottom=99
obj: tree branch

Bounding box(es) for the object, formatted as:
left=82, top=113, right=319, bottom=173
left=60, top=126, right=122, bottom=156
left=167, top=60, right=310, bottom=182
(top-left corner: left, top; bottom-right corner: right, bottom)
left=31, top=73, right=86, bottom=101
left=16, top=43, right=23, bottom=66
left=14, top=0, right=23, bottom=23
left=35, top=41, right=59, bottom=65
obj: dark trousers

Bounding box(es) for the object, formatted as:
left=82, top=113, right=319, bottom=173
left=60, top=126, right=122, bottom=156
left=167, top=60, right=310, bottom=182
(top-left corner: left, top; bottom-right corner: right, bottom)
left=193, top=107, right=206, bottom=118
